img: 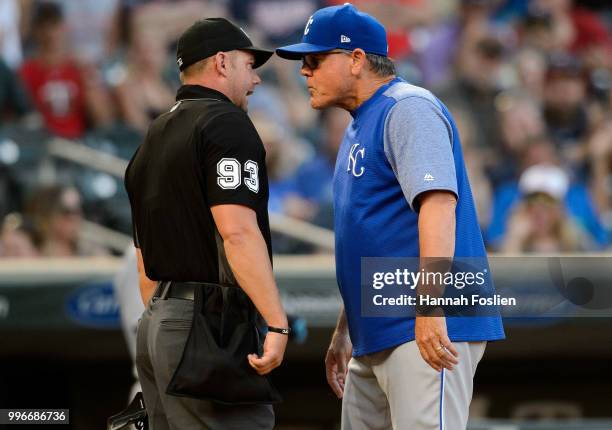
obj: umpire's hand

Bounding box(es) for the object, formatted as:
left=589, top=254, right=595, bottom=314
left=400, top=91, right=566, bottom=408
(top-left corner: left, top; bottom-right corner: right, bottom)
left=325, top=330, right=353, bottom=399
left=248, top=332, right=288, bottom=375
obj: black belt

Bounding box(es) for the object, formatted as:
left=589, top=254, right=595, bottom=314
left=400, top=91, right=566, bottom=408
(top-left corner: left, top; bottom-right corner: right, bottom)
left=153, top=281, right=238, bottom=301
left=152, top=281, right=293, bottom=338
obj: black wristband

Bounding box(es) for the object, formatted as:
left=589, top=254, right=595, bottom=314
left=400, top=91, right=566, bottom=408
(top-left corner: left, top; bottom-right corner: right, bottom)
left=267, top=326, right=291, bottom=335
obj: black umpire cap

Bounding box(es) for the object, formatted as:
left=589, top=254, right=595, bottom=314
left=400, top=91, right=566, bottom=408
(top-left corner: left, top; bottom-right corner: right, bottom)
left=176, top=18, right=273, bottom=71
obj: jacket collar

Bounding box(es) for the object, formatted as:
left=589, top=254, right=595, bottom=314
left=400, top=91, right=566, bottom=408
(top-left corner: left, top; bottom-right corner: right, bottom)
left=176, top=85, right=232, bottom=103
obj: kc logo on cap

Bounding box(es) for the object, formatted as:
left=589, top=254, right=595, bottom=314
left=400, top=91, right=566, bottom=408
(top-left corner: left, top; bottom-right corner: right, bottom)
left=304, top=16, right=314, bottom=35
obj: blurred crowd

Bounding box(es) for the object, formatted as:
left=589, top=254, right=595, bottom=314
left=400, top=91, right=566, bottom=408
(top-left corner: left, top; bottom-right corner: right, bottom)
left=0, top=0, right=611, bottom=257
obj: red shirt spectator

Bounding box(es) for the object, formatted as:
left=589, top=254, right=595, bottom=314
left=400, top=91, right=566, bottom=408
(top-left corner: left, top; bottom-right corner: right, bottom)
left=20, top=58, right=87, bottom=139
left=570, top=7, right=611, bottom=54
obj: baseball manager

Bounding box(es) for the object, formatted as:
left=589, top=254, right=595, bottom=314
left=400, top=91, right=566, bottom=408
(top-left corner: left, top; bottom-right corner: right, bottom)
left=277, top=4, right=505, bottom=430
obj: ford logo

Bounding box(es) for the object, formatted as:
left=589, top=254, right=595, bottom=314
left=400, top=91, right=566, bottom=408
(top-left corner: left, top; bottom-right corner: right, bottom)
left=65, top=283, right=121, bottom=328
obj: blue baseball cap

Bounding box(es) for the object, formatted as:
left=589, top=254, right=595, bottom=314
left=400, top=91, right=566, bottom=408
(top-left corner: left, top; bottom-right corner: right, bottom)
left=276, top=3, right=388, bottom=60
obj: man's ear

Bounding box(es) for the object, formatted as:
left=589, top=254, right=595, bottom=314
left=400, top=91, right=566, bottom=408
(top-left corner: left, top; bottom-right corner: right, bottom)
left=350, top=48, right=367, bottom=76
left=214, top=51, right=230, bottom=77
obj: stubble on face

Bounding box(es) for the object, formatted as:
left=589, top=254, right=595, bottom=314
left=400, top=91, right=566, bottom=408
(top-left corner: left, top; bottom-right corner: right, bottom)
left=228, top=50, right=258, bottom=111
left=306, top=55, right=352, bottom=110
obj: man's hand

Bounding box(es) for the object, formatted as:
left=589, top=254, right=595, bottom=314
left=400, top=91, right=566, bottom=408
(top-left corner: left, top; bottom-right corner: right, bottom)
left=212, top=204, right=289, bottom=376
left=416, top=191, right=458, bottom=372
left=325, top=330, right=353, bottom=398
left=415, top=316, right=459, bottom=372
left=248, top=332, right=288, bottom=375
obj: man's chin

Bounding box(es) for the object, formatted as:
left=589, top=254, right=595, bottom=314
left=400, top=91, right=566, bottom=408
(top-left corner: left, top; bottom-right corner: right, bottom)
left=310, top=96, right=326, bottom=110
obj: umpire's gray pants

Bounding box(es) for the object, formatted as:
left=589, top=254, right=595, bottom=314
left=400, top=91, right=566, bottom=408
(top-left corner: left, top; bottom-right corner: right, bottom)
left=341, top=341, right=486, bottom=430
left=135, top=296, right=274, bottom=430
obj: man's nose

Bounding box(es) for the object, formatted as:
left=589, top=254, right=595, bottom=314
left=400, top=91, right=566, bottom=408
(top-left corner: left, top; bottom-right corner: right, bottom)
left=253, top=72, right=262, bottom=85
left=300, top=65, right=312, bottom=77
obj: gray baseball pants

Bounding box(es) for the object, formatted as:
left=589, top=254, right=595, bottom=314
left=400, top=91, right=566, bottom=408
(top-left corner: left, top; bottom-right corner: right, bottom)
left=341, top=340, right=486, bottom=430
left=135, top=296, right=274, bottom=430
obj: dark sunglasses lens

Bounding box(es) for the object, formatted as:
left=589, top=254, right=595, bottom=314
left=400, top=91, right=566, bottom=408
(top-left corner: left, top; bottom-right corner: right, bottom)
left=302, top=56, right=319, bottom=70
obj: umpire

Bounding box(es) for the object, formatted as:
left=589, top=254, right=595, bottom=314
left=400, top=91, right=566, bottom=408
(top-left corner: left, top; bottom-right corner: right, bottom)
left=125, top=18, right=289, bottom=429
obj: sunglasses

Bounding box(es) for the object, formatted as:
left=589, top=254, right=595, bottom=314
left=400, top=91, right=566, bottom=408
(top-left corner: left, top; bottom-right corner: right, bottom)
left=301, top=50, right=352, bottom=71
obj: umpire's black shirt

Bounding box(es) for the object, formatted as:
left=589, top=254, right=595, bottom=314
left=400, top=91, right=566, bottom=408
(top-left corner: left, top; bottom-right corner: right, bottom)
left=125, top=85, right=271, bottom=282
